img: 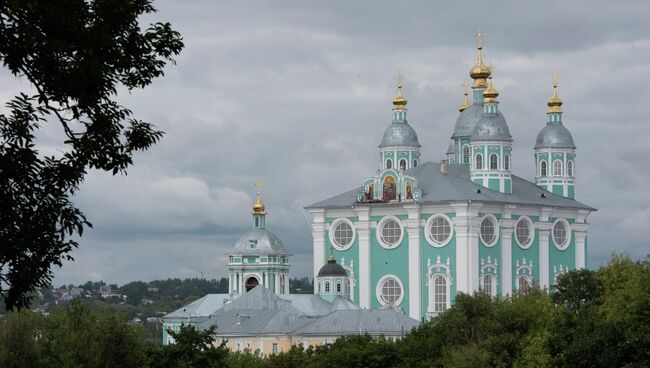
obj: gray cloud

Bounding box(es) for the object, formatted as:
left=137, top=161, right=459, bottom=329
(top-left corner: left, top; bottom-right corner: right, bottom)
left=1, top=0, right=648, bottom=285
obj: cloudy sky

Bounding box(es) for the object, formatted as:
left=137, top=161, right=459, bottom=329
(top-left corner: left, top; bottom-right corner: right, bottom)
left=2, top=1, right=649, bottom=286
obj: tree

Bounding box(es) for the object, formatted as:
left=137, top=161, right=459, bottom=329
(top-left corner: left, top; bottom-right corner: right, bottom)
left=0, top=0, right=183, bottom=310
left=151, top=325, right=228, bottom=368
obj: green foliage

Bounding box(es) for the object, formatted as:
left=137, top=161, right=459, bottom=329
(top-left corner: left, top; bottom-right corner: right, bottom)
left=150, top=325, right=228, bottom=368
left=0, top=0, right=183, bottom=311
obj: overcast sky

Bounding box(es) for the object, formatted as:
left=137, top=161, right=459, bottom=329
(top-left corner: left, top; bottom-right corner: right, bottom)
left=2, top=1, right=649, bottom=286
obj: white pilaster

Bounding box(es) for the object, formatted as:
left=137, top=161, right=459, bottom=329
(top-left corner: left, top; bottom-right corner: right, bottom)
left=538, top=226, right=551, bottom=290
left=404, top=204, right=421, bottom=319
left=284, top=273, right=290, bottom=294
left=355, top=207, right=371, bottom=308
left=500, top=221, right=514, bottom=297
left=309, top=209, right=326, bottom=292
left=573, top=223, right=589, bottom=269
left=451, top=203, right=482, bottom=294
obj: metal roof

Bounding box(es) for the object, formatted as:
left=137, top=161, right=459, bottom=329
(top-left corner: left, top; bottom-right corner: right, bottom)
left=452, top=103, right=507, bottom=138
left=164, top=294, right=230, bottom=318
left=379, top=121, right=421, bottom=147
left=471, top=113, right=512, bottom=142
left=298, top=309, right=420, bottom=336
left=306, top=161, right=595, bottom=211
left=229, top=228, right=289, bottom=256
left=535, top=122, right=576, bottom=149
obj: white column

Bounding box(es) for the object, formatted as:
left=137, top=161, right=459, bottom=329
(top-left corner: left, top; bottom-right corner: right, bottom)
left=275, top=273, right=280, bottom=294
left=573, top=223, right=589, bottom=269
left=451, top=203, right=481, bottom=294
left=404, top=204, right=421, bottom=319
left=284, top=273, right=290, bottom=294
left=538, top=227, right=551, bottom=290
left=310, top=210, right=326, bottom=292
left=239, top=272, right=244, bottom=293
left=500, top=222, right=514, bottom=297
left=355, top=207, right=371, bottom=308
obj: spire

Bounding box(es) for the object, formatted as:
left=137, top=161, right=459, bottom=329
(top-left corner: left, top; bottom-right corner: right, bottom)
left=392, top=71, right=408, bottom=111
left=547, top=73, right=563, bottom=114
left=483, top=76, right=499, bottom=103
left=458, top=81, right=470, bottom=112
left=469, top=29, right=491, bottom=89
left=252, top=181, right=265, bottom=214
left=328, top=244, right=335, bottom=261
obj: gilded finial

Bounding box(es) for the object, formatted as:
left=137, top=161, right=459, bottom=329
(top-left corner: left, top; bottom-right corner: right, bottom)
left=329, top=244, right=335, bottom=261
left=547, top=72, right=563, bottom=113
left=459, top=81, right=470, bottom=112
left=392, top=71, right=408, bottom=110
left=470, top=28, right=491, bottom=88
left=252, top=180, right=265, bottom=214
left=483, top=76, right=499, bottom=103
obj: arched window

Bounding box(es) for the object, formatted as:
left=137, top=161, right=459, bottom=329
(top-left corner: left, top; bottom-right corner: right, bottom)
left=462, top=145, right=470, bottom=164
left=336, top=281, right=341, bottom=293
left=432, top=275, right=447, bottom=313
left=317, top=281, right=321, bottom=293
left=540, top=160, right=547, bottom=176
left=490, top=154, right=498, bottom=170
left=386, top=159, right=392, bottom=169
left=553, top=160, right=563, bottom=176
left=413, top=160, right=418, bottom=168
left=517, top=276, right=530, bottom=293
left=399, top=159, right=406, bottom=171
left=483, top=274, right=494, bottom=296
left=475, top=154, right=483, bottom=170
left=568, top=160, right=574, bottom=176
left=504, top=155, right=510, bottom=170
left=325, top=281, right=330, bottom=293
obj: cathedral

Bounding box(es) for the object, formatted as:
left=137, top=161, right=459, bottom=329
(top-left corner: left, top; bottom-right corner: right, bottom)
left=304, top=33, right=595, bottom=321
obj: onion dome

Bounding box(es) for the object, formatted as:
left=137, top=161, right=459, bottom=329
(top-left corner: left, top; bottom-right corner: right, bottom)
left=380, top=123, right=420, bottom=147
left=392, top=78, right=407, bottom=110
left=231, top=229, right=288, bottom=256
left=482, top=76, right=499, bottom=103
left=534, top=124, right=575, bottom=149
left=469, top=29, right=491, bottom=88
left=458, top=81, right=470, bottom=112
left=471, top=114, right=512, bottom=141
left=317, top=257, right=348, bottom=277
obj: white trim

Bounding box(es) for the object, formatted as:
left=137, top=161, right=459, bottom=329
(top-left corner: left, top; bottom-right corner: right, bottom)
left=552, top=159, right=563, bottom=177
left=552, top=218, right=571, bottom=250
left=514, top=216, right=535, bottom=249
left=424, top=214, right=454, bottom=247
left=376, top=215, right=404, bottom=249
left=479, top=214, right=499, bottom=247
left=375, top=274, right=405, bottom=307
left=480, top=256, right=498, bottom=297
left=426, top=256, right=452, bottom=316
left=328, top=218, right=356, bottom=251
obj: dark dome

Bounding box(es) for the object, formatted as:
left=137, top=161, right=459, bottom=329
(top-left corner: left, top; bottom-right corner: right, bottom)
left=471, top=113, right=512, bottom=142
left=379, top=122, right=420, bottom=147
left=317, top=259, right=347, bottom=277
left=535, top=122, right=576, bottom=149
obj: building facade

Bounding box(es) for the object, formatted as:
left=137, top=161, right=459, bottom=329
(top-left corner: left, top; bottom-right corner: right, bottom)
left=305, top=35, right=595, bottom=321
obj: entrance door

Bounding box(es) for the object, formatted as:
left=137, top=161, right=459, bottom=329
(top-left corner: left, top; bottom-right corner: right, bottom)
left=245, top=277, right=259, bottom=292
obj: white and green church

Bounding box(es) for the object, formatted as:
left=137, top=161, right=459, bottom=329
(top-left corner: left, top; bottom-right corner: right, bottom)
left=304, top=37, right=595, bottom=321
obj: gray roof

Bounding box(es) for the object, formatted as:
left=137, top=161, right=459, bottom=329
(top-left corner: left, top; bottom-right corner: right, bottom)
left=446, top=139, right=455, bottom=155
left=535, top=122, right=576, bottom=149
left=229, top=228, right=288, bottom=256
left=306, top=161, right=595, bottom=211
left=298, top=309, right=419, bottom=336
left=317, top=259, right=348, bottom=277
left=471, top=113, right=512, bottom=142
left=193, top=287, right=418, bottom=337
left=379, top=121, right=420, bottom=147
left=164, top=294, right=230, bottom=318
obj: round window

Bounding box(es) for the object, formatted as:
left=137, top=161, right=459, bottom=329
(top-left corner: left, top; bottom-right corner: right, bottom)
left=329, top=219, right=355, bottom=250
left=426, top=215, right=453, bottom=247
left=515, top=217, right=533, bottom=249
left=376, top=275, right=403, bottom=306
left=553, top=219, right=571, bottom=250
left=377, top=217, right=403, bottom=248
left=480, top=215, right=498, bottom=246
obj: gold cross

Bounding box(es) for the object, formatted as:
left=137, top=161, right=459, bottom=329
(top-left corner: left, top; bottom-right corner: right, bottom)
left=553, top=72, right=559, bottom=87
left=475, top=28, right=484, bottom=48
left=255, top=180, right=263, bottom=195
left=396, top=71, right=404, bottom=87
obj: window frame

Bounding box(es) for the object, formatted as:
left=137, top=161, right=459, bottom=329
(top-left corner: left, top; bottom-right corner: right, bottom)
left=552, top=218, right=571, bottom=250
left=553, top=159, right=563, bottom=176
left=424, top=214, right=454, bottom=247
left=386, top=158, right=392, bottom=169
left=514, top=216, right=535, bottom=249
left=479, top=214, right=500, bottom=247
left=568, top=160, right=574, bottom=177
left=504, top=154, right=510, bottom=170
left=329, top=218, right=356, bottom=251
left=430, top=274, right=450, bottom=314
left=376, top=216, right=404, bottom=249
left=490, top=153, right=498, bottom=170
left=482, top=274, right=496, bottom=297
left=475, top=153, right=483, bottom=170
left=462, top=145, right=470, bottom=164
left=399, top=159, right=407, bottom=171
left=540, top=160, right=548, bottom=176
left=376, top=274, right=404, bottom=307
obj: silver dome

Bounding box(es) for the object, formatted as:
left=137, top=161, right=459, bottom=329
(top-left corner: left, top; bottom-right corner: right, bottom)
left=452, top=104, right=485, bottom=138
left=379, top=122, right=420, bottom=147
left=471, top=113, right=512, bottom=142
left=229, top=229, right=288, bottom=256
left=535, top=122, right=576, bottom=149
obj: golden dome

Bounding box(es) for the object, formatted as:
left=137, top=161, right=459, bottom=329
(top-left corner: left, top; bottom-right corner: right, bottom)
left=252, top=181, right=265, bottom=214
left=392, top=72, right=408, bottom=110
left=547, top=74, right=563, bottom=113
left=458, top=81, right=470, bottom=112
left=483, top=76, right=499, bottom=103
left=469, top=29, right=491, bottom=88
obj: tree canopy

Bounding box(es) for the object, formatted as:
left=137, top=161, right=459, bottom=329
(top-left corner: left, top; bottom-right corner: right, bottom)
left=0, top=0, right=183, bottom=310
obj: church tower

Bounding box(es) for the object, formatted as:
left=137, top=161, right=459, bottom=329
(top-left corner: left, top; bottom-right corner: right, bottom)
left=228, top=182, right=291, bottom=296
left=315, top=252, right=350, bottom=302
left=534, top=77, right=576, bottom=198
left=469, top=75, right=513, bottom=193
left=452, top=29, right=493, bottom=166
